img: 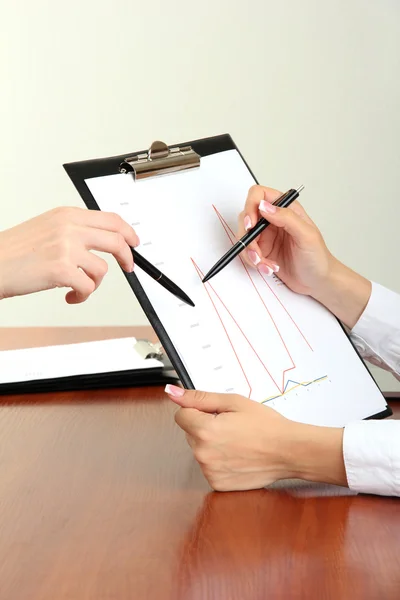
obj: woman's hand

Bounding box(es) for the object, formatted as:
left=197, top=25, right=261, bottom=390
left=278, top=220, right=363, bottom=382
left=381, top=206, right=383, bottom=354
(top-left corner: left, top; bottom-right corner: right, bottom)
left=239, top=185, right=334, bottom=297
left=239, top=185, right=371, bottom=328
left=0, top=207, right=139, bottom=303
left=165, top=385, right=347, bottom=492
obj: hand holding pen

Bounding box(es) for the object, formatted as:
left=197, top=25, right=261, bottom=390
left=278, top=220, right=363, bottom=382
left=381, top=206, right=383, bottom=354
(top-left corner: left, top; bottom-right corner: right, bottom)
left=203, top=185, right=333, bottom=298
left=203, top=185, right=303, bottom=282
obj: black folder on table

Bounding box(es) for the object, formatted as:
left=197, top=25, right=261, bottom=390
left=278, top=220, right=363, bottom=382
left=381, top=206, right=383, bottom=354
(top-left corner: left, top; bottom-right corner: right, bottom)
left=0, top=338, right=177, bottom=396
left=62, top=134, right=391, bottom=421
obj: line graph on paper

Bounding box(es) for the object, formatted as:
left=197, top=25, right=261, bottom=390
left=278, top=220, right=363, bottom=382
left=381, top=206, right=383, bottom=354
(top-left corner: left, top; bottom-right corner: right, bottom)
left=262, top=376, right=328, bottom=404
left=191, top=205, right=330, bottom=403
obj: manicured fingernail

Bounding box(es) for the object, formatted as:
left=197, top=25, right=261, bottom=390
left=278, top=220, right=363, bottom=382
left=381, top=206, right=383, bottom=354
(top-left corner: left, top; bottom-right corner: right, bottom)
left=165, top=384, right=185, bottom=398
left=248, top=250, right=261, bottom=265
left=271, top=264, right=280, bottom=273
left=259, top=264, right=273, bottom=276
left=244, top=215, right=252, bottom=231
left=259, top=200, right=277, bottom=214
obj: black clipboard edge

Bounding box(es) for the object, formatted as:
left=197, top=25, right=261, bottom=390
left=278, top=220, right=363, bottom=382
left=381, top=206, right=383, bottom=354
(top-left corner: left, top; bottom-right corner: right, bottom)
left=64, top=133, right=391, bottom=420
left=336, top=320, right=392, bottom=419
left=366, top=407, right=392, bottom=420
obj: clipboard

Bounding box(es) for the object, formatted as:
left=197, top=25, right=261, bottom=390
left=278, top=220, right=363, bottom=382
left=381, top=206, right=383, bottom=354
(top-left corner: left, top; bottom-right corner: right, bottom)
left=63, top=134, right=391, bottom=422
left=64, top=135, right=242, bottom=390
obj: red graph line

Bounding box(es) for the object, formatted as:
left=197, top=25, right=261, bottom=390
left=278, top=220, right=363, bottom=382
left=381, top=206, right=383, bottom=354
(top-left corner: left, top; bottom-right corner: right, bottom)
left=191, top=259, right=253, bottom=397
left=192, top=258, right=288, bottom=394
left=213, top=205, right=313, bottom=353
left=192, top=257, right=286, bottom=394
left=213, top=206, right=296, bottom=391
left=258, top=273, right=313, bottom=351
left=190, top=206, right=315, bottom=394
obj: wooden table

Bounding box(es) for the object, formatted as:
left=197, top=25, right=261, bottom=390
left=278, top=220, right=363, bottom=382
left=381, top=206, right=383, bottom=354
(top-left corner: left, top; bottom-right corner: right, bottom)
left=1, top=327, right=400, bottom=600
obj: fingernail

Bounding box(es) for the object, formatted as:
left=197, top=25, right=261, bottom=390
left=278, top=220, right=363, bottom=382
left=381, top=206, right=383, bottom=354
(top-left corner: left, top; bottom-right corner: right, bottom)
left=259, top=264, right=273, bottom=276
left=271, top=264, right=280, bottom=273
left=259, top=200, right=277, bottom=214
left=165, top=384, right=185, bottom=398
left=244, top=215, right=252, bottom=231
left=136, top=236, right=140, bottom=246
left=129, top=263, right=135, bottom=273
left=248, top=250, right=261, bottom=265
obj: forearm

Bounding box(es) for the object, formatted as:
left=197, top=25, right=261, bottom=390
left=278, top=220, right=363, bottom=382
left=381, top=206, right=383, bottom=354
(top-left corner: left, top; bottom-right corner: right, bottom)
left=312, top=259, right=371, bottom=329
left=285, top=421, right=348, bottom=487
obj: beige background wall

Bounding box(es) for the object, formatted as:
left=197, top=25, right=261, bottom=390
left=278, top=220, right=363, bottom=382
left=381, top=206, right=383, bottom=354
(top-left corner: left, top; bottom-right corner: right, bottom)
left=1, top=0, right=399, bottom=389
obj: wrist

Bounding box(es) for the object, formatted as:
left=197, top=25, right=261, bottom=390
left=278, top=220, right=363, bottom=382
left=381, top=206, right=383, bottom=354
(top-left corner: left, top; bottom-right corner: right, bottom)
left=284, top=420, right=348, bottom=487
left=311, top=258, right=371, bottom=329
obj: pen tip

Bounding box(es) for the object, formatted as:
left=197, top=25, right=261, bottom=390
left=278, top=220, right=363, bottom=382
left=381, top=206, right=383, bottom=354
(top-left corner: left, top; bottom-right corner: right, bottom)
left=296, top=184, right=305, bottom=193
left=182, top=295, right=195, bottom=307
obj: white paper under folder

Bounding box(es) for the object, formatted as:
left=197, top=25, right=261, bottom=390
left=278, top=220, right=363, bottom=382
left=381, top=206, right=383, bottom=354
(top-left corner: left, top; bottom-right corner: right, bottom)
left=0, top=337, right=163, bottom=384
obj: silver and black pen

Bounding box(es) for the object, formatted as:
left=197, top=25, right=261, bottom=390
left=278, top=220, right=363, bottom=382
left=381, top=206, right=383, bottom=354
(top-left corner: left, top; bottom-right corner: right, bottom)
left=202, top=185, right=305, bottom=283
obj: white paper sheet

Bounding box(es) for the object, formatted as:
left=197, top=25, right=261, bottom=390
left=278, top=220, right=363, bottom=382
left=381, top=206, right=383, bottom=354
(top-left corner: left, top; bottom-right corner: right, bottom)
left=0, top=337, right=162, bottom=383
left=85, top=150, right=387, bottom=426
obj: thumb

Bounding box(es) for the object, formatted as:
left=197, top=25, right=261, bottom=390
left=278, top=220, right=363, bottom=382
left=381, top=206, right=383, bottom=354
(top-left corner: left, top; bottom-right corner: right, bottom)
left=259, top=200, right=317, bottom=246
left=165, top=385, right=243, bottom=413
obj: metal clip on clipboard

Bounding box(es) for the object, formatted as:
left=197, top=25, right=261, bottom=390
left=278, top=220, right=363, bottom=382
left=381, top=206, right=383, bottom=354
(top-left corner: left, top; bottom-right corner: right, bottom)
left=134, top=339, right=173, bottom=371
left=119, top=140, right=201, bottom=180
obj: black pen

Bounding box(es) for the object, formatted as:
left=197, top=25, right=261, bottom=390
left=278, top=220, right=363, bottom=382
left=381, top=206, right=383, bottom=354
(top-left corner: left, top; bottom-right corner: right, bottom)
left=131, top=249, right=195, bottom=307
left=202, top=185, right=305, bottom=283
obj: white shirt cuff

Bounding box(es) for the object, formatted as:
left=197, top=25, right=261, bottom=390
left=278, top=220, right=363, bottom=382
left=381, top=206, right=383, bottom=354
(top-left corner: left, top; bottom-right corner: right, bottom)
left=350, top=282, right=400, bottom=376
left=343, top=420, right=400, bottom=496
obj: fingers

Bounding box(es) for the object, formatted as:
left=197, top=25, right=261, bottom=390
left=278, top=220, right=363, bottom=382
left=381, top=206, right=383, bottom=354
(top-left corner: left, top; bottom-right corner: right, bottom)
left=59, top=267, right=96, bottom=304
left=53, top=211, right=137, bottom=300
left=246, top=248, right=280, bottom=277
left=241, top=185, right=313, bottom=231
left=165, top=384, right=244, bottom=413
left=60, top=254, right=109, bottom=304
left=175, top=407, right=212, bottom=433
left=82, top=227, right=135, bottom=272
left=257, top=201, right=317, bottom=248
left=238, top=185, right=316, bottom=254
left=57, top=207, right=140, bottom=249
left=242, top=185, right=283, bottom=232
left=84, top=210, right=140, bottom=249
left=237, top=211, right=280, bottom=276
left=52, top=254, right=109, bottom=304
left=237, top=185, right=319, bottom=272
left=238, top=186, right=283, bottom=273
left=237, top=210, right=264, bottom=267
left=76, top=252, right=109, bottom=291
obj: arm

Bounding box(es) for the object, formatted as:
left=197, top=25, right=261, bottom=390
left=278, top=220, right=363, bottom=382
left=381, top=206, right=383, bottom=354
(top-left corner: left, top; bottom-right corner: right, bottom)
left=313, top=262, right=400, bottom=380
left=0, top=207, right=139, bottom=303
left=241, top=186, right=400, bottom=378
left=348, top=282, right=400, bottom=380
left=312, top=259, right=372, bottom=329
left=166, top=384, right=400, bottom=497
left=167, top=185, right=400, bottom=497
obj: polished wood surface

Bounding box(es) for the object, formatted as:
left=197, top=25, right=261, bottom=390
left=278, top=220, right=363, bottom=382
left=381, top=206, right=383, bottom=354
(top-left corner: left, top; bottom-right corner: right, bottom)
left=0, top=327, right=399, bottom=600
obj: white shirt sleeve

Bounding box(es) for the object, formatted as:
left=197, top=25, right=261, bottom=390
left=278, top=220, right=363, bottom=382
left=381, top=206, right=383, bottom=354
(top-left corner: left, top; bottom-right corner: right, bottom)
left=343, top=282, right=400, bottom=496
left=349, top=281, right=400, bottom=380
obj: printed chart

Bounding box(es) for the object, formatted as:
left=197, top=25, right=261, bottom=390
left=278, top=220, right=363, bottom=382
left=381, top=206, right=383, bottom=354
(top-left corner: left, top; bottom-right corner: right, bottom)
left=191, top=205, right=328, bottom=404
